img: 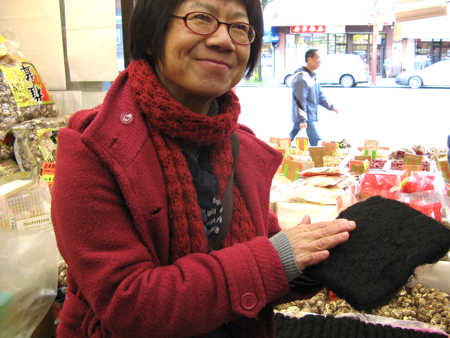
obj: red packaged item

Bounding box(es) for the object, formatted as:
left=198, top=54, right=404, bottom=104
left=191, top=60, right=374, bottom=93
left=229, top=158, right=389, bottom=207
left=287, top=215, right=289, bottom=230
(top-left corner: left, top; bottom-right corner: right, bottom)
left=357, top=170, right=408, bottom=200
left=408, top=200, right=442, bottom=222
left=402, top=172, right=435, bottom=194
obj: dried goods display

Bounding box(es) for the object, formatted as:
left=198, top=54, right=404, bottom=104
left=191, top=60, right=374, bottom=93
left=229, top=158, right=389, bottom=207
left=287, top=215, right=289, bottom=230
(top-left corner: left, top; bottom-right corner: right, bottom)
left=0, top=36, right=58, bottom=140
left=390, top=160, right=431, bottom=172
left=12, top=113, right=72, bottom=175
left=369, top=158, right=387, bottom=169
left=290, top=148, right=309, bottom=156
left=323, top=155, right=343, bottom=167
left=58, top=258, right=68, bottom=287
left=331, top=138, right=352, bottom=149
left=275, top=284, right=450, bottom=334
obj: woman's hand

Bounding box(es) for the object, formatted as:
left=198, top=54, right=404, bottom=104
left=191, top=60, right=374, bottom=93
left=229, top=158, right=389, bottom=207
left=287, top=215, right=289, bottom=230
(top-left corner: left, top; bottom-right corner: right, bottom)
left=300, top=122, right=307, bottom=130
left=283, top=216, right=356, bottom=271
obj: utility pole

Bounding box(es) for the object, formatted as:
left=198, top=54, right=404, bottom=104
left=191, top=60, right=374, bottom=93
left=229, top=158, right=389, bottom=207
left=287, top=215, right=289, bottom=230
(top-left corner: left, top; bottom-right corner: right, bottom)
left=371, top=0, right=379, bottom=85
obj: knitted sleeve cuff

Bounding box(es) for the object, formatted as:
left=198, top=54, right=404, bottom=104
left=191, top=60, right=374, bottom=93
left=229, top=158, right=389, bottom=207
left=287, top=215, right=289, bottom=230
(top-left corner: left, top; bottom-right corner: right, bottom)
left=270, top=231, right=302, bottom=282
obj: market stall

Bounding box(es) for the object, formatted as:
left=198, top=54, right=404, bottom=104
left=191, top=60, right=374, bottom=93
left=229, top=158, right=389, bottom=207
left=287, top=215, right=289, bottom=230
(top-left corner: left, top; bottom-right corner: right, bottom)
left=270, top=136, right=450, bottom=336
left=0, top=36, right=69, bottom=338
left=1, top=30, right=450, bottom=336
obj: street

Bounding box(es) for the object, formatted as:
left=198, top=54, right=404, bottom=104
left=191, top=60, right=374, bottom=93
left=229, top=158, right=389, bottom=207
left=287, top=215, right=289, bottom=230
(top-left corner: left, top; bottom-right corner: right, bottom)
left=235, top=85, right=449, bottom=150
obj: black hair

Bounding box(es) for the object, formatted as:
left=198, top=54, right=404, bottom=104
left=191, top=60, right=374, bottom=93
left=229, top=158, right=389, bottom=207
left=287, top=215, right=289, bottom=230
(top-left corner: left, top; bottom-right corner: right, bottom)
left=129, top=0, right=263, bottom=79
left=305, top=48, right=319, bottom=63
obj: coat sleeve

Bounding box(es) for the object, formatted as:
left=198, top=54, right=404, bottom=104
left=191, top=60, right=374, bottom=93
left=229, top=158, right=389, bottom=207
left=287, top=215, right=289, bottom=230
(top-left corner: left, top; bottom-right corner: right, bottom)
left=52, top=125, right=291, bottom=338
left=317, top=83, right=333, bottom=110
left=292, top=75, right=309, bottom=124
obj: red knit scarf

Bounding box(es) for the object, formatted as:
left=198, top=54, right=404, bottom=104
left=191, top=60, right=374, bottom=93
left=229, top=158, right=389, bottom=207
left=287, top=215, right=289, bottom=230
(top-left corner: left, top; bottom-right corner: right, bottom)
left=128, top=59, right=256, bottom=261
left=128, top=59, right=274, bottom=338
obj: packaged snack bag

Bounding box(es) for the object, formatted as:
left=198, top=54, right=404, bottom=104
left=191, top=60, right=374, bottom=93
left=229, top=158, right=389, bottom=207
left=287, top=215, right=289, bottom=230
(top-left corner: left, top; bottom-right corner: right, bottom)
left=0, top=36, right=58, bottom=140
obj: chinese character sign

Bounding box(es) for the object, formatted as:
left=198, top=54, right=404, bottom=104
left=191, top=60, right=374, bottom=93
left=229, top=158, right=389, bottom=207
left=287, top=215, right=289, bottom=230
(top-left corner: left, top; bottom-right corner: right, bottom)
left=0, top=48, right=53, bottom=108
left=290, top=25, right=326, bottom=34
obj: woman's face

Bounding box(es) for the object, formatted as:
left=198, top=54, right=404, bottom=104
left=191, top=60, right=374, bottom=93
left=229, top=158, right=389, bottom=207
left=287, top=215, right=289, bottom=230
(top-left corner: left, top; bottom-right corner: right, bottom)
left=155, top=0, right=251, bottom=111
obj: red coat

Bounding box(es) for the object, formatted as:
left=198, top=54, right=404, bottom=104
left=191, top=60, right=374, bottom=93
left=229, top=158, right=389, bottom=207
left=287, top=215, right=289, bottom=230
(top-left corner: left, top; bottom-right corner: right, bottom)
left=52, top=69, right=293, bottom=337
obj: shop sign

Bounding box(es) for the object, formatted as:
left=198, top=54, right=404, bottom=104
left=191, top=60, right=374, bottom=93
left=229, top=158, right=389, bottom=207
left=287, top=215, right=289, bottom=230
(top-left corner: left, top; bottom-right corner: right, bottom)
left=291, top=25, right=326, bottom=34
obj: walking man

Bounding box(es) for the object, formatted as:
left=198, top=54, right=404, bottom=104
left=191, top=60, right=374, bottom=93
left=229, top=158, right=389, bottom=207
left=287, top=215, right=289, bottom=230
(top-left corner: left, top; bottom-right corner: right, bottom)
left=289, top=48, right=339, bottom=146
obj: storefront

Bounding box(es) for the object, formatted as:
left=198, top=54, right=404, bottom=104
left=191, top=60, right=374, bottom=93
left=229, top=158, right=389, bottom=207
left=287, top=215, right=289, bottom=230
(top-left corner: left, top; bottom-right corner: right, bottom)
left=413, top=39, right=450, bottom=69
left=394, top=6, right=450, bottom=72
left=265, top=0, right=394, bottom=80
left=274, top=26, right=391, bottom=78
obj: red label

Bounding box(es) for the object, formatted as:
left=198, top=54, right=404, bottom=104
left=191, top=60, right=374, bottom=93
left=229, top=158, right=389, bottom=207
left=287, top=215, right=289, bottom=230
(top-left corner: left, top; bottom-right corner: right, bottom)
left=291, top=25, right=326, bottom=34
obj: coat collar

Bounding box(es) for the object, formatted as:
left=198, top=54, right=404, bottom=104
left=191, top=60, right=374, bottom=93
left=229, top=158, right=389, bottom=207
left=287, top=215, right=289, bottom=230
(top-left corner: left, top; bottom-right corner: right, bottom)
left=81, top=68, right=150, bottom=173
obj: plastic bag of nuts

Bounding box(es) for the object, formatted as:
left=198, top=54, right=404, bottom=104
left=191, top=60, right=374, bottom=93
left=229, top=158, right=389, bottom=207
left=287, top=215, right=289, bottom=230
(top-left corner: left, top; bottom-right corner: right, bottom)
left=0, top=36, right=58, bottom=140
left=0, top=134, right=15, bottom=161
left=12, top=113, right=73, bottom=175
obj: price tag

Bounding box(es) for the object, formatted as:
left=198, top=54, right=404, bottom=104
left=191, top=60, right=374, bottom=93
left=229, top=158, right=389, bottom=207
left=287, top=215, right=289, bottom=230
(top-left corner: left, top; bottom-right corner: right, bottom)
left=364, top=140, right=378, bottom=159
left=323, top=142, right=337, bottom=156
left=277, top=138, right=291, bottom=155
left=309, top=147, right=324, bottom=167
left=349, top=160, right=369, bottom=174
left=295, top=137, right=309, bottom=151
left=404, top=153, right=423, bottom=165
left=355, top=155, right=372, bottom=164
left=273, top=147, right=286, bottom=158
left=42, top=162, right=56, bottom=194
left=283, top=160, right=303, bottom=181
left=402, top=165, right=422, bottom=176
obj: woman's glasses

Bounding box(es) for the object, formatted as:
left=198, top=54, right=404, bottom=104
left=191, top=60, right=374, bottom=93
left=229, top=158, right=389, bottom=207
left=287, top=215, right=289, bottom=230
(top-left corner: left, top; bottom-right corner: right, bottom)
left=170, top=12, right=256, bottom=45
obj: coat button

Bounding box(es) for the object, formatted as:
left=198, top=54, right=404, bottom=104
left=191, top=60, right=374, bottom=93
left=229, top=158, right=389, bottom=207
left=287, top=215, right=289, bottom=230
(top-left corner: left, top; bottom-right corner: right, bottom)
left=120, top=112, right=133, bottom=124
left=241, top=293, right=257, bottom=310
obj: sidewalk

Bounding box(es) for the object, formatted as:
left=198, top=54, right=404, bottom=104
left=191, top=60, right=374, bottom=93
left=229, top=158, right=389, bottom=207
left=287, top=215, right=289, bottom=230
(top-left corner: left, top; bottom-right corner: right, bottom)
left=237, top=76, right=398, bottom=88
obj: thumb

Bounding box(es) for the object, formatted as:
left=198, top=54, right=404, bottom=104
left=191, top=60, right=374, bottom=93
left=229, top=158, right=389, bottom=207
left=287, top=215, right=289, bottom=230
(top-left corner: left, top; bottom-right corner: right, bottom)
left=299, top=215, right=311, bottom=225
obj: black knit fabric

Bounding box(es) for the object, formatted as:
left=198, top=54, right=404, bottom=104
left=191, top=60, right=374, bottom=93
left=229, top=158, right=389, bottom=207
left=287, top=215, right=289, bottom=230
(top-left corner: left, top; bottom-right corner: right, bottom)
left=274, top=313, right=448, bottom=338
left=303, top=196, right=450, bottom=311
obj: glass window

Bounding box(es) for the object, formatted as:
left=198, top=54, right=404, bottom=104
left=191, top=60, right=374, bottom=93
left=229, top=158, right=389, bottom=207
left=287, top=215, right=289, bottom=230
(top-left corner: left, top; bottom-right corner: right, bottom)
left=312, top=34, right=328, bottom=55
left=116, top=0, right=125, bottom=71
left=336, top=45, right=346, bottom=54
left=370, top=34, right=386, bottom=44
left=415, top=39, right=431, bottom=56
left=353, top=34, right=369, bottom=44
left=328, top=34, right=336, bottom=54
left=285, top=34, right=302, bottom=67
left=336, top=34, right=347, bottom=44
left=441, top=41, right=450, bottom=60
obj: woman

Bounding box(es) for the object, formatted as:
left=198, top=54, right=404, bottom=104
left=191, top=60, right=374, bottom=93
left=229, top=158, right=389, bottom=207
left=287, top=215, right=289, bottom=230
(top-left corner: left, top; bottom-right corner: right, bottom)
left=51, top=0, right=356, bottom=337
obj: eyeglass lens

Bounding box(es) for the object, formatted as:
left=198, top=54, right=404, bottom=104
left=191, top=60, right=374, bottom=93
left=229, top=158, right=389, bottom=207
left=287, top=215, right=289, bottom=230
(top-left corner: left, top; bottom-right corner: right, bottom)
left=186, top=12, right=255, bottom=44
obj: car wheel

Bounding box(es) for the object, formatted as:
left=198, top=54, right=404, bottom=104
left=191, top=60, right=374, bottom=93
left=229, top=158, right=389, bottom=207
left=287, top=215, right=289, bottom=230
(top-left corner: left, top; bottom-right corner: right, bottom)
left=340, top=75, right=355, bottom=88
left=408, top=76, right=423, bottom=89
left=285, top=74, right=294, bottom=87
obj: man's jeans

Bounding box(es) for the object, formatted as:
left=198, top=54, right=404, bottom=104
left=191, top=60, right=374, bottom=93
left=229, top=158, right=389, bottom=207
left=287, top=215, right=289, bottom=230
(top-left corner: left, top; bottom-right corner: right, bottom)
left=290, top=122, right=321, bottom=147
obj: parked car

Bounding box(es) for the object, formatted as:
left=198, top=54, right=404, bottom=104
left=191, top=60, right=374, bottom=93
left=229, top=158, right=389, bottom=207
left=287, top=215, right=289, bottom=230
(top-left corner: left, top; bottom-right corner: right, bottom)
left=278, top=54, right=370, bottom=88
left=353, top=50, right=367, bottom=62
left=395, top=60, right=450, bottom=88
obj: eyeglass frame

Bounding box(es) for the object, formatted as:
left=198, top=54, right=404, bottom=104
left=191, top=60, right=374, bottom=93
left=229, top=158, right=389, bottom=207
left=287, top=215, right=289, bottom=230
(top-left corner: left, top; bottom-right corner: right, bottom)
left=170, top=11, right=257, bottom=45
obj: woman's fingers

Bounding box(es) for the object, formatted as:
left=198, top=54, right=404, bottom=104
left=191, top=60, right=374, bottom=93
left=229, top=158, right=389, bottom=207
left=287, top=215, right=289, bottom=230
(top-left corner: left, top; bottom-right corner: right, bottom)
left=298, top=215, right=311, bottom=225
left=284, top=218, right=356, bottom=271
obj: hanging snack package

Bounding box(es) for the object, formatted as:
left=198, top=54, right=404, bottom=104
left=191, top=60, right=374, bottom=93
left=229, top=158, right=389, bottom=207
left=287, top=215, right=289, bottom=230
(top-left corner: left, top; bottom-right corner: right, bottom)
left=12, top=113, right=72, bottom=175
left=0, top=36, right=58, bottom=140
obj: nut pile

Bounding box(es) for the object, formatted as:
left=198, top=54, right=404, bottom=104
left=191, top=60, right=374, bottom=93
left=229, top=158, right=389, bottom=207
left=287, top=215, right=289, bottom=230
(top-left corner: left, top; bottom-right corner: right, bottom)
left=12, top=114, right=72, bottom=174
left=324, top=156, right=343, bottom=168
left=58, top=259, right=68, bottom=287
left=369, top=158, right=387, bottom=170
left=0, top=71, right=58, bottom=140
left=390, top=160, right=431, bottom=172
left=275, top=284, right=450, bottom=334
left=275, top=292, right=356, bottom=317
left=331, top=139, right=352, bottom=149
left=291, top=148, right=309, bottom=156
